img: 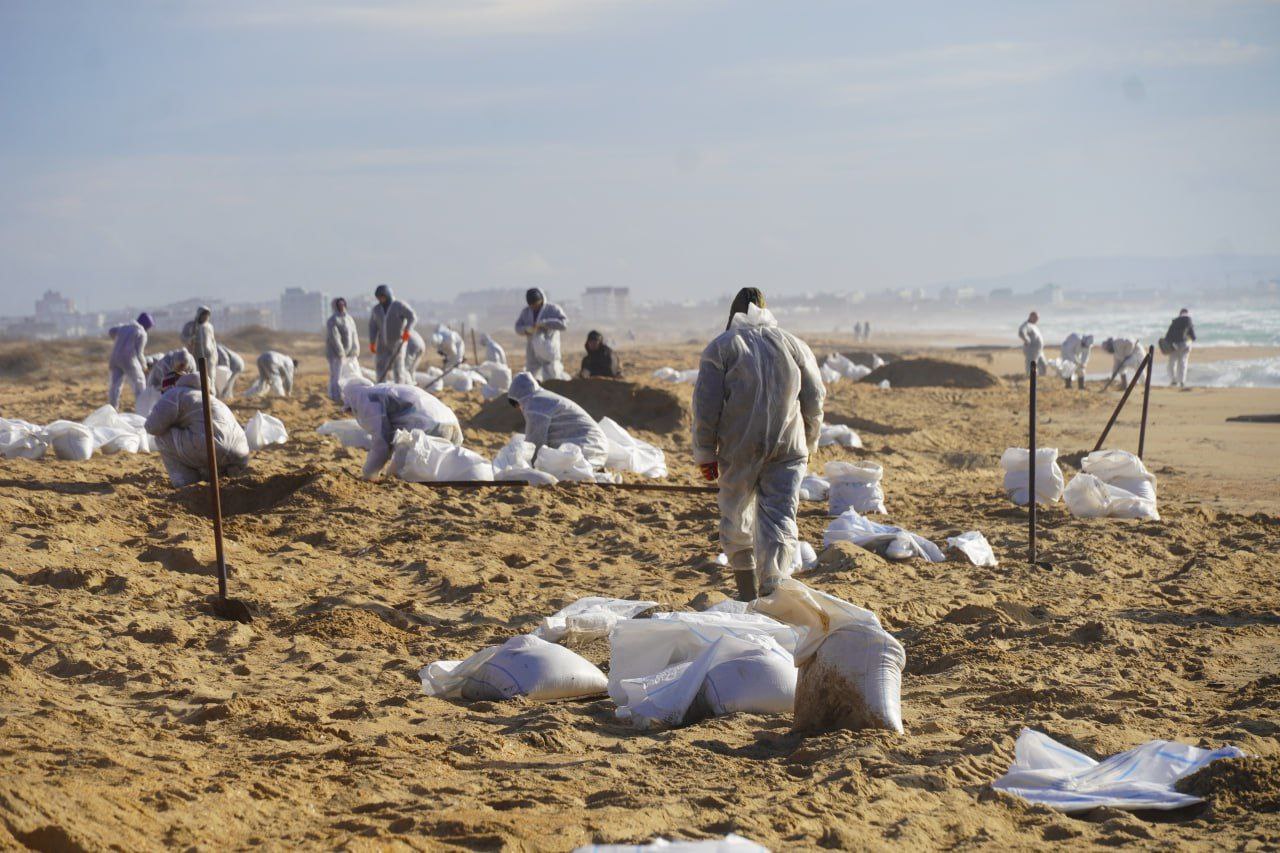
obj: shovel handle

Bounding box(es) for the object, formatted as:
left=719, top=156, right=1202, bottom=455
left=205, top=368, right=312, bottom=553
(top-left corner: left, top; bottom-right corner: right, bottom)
left=197, top=357, right=228, bottom=601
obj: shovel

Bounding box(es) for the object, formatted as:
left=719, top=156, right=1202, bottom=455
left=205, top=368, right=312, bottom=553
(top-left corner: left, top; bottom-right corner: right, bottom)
left=197, top=356, right=254, bottom=623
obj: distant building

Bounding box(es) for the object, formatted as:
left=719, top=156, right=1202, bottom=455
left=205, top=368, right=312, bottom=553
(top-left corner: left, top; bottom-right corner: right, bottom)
left=35, top=290, right=75, bottom=318
left=223, top=304, right=276, bottom=332
left=30, top=290, right=103, bottom=338
left=279, top=287, right=327, bottom=332
left=1031, top=283, right=1066, bottom=306
left=583, top=287, right=631, bottom=324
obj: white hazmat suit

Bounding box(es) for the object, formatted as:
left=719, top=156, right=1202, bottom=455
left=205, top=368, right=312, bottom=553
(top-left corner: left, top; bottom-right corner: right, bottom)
left=182, top=306, right=217, bottom=367
left=326, top=307, right=360, bottom=402
left=342, top=378, right=463, bottom=479
left=254, top=351, right=296, bottom=397
left=515, top=290, right=569, bottom=381
left=507, top=372, right=609, bottom=469
left=148, top=349, right=197, bottom=389
left=692, top=303, right=824, bottom=597
left=1059, top=333, right=1093, bottom=389
left=369, top=286, right=417, bottom=384
left=216, top=345, right=245, bottom=399
left=434, top=325, right=466, bottom=370
left=144, top=374, right=250, bottom=487
left=1018, top=319, right=1047, bottom=376
left=404, top=329, right=428, bottom=376
left=1104, top=337, right=1144, bottom=386
left=481, top=334, right=507, bottom=366
left=107, top=321, right=149, bottom=410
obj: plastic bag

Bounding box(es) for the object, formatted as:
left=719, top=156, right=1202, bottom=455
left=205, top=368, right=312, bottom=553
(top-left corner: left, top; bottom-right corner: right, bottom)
left=945, top=531, right=998, bottom=567
left=531, top=329, right=561, bottom=364
left=337, top=356, right=363, bottom=388
left=820, top=364, right=842, bottom=386
left=599, top=417, right=668, bottom=478
left=389, top=429, right=494, bottom=483
left=1082, top=449, right=1157, bottom=504
left=799, top=474, right=829, bottom=502
left=535, top=443, right=596, bottom=482
left=823, top=353, right=871, bottom=381
left=825, top=461, right=886, bottom=515
left=534, top=597, right=659, bottom=643
left=574, top=835, right=769, bottom=853
left=992, top=728, right=1246, bottom=813
left=617, top=633, right=796, bottom=729
left=652, top=367, right=698, bottom=383
left=244, top=412, right=288, bottom=452
left=753, top=579, right=904, bottom=733
left=0, top=418, right=47, bottom=459
left=1000, top=447, right=1064, bottom=506
left=818, top=423, right=862, bottom=448
left=420, top=635, right=607, bottom=701
left=823, top=508, right=944, bottom=563
left=43, top=420, right=95, bottom=461
left=317, top=419, right=373, bottom=450
left=477, top=360, right=512, bottom=400
left=83, top=405, right=146, bottom=454
left=1063, top=474, right=1159, bottom=521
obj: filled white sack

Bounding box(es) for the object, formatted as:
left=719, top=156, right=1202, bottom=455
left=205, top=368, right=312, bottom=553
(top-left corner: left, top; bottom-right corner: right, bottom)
left=0, top=417, right=48, bottom=459
left=945, top=531, right=998, bottom=567
left=825, top=461, right=886, bottom=515
left=599, top=417, right=668, bottom=479
left=818, top=423, right=862, bottom=448
left=824, top=508, right=944, bottom=563
left=245, top=411, right=288, bottom=452
left=476, top=360, right=513, bottom=400
left=799, top=473, right=829, bottom=502
left=82, top=405, right=151, bottom=454
left=317, top=419, right=373, bottom=450
left=824, top=353, right=872, bottom=381
left=753, top=578, right=905, bottom=733
left=43, top=420, right=95, bottom=461
left=618, top=633, right=796, bottom=729
left=534, top=597, right=659, bottom=643
left=1063, top=473, right=1159, bottom=521
left=1082, top=449, right=1157, bottom=502
left=820, top=364, right=843, bottom=386
left=535, top=442, right=596, bottom=482
left=1000, top=447, right=1064, bottom=506
left=574, top=834, right=769, bottom=853
left=389, top=429, right=493, bottom=483
left=652, top=367, right=698, bottom=384
left=420, top=634, right=607, bottom=701
left=992, top=728, right=1246, bottom=813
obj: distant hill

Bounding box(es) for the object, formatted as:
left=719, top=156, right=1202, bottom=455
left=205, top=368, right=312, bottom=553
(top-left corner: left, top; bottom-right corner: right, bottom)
left=929, top=254, right=1280, bottom=296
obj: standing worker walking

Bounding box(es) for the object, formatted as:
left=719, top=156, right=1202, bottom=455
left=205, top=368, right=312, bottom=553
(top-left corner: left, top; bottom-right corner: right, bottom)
left=692, top=288, right=825, bottom=602
left=1019, top=311, right=1047, bottom=376
left=515, top=288, right=569, bottom=381
left=326, top=297, right=360, bottom=402
left=107, top=312, right=153, bottom=410
left=369, top=284, right=417, bottom=384
left=1163, top=308, right=1197, bottom=388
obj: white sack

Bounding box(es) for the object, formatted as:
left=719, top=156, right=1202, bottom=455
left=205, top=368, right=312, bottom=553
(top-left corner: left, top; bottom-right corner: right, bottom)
left=818, top=423, right=862, bottom=448
left=1083, top=449, right=1157, bottom=502
left=946, top=531, right=998, bottom=567
left=477, top=360, right=513, bottom=400
left=599, top=417, right=668, bottom=478
left=824, top=353, right=872, bottom=381
left=534, top=597, right=658, bottom=643
left=651, top=367, right=698, bottom=384
left=574, top=834, right=769, bottom=853
left=1063, top=474, right=1159, bottom=521
left=825, top=461, right=886, bottom=515
left=823, top=509, right=944, bottom=563
left=1000, top=447, right=1064, bottom=506
left=244, top=412, right=288, bottom=451
left=337, top=356, right=363, bottom=388
left=389, top=429, right=494, bottom=483
left=317, top=419, right=373, bottom=450
left=799, top=474, right=829, bottom=502
left=43, top=420, right=95, bottom=461
left=83, top=405, right=144, bottom=454
left=992, top=728, right=1246, bottom=813
left=495, top=468, right=559, bottom=485
left=535, top=442, right=596, bottom=482
left=420, top=634, right=607, bottom=701
left=0, top=418, right=47, bottom=459
left=820, top=364, right=842, bottom=386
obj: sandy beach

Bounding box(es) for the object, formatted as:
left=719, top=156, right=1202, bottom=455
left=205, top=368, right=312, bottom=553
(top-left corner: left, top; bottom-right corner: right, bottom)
left=1, top=332, right=1277, bottom=850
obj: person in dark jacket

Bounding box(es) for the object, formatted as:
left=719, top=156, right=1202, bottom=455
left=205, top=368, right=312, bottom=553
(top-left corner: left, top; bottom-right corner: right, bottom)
left=579, top=330, right=623, bottom=379
left=1163, top=308, right=1197, bottom=387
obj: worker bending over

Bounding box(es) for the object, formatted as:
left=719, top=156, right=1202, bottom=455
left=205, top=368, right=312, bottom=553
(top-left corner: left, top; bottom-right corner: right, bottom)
left=107, top=312, right=152, bottom=409
left=507, top=372, right=608, bottom=469
left=144, top=361, right=250, bottom=487
left=342, top=378, right=463, bottom=479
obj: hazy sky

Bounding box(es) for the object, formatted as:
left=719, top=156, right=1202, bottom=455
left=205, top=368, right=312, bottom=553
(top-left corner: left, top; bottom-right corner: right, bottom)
left=2, top=0, right=1278, bottom=310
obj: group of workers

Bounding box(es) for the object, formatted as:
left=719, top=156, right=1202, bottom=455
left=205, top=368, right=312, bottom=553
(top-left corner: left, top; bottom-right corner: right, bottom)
left=1019, top=308, right=1198, bottom=390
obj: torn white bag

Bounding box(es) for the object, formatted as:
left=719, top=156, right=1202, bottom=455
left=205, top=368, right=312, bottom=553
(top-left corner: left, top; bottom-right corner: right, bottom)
left=420, top=634, right=607, bottom=701
left=0, top=417, right=47, bottom=459
left=946, top=531, right=998, bottom=567
left=824, top=509, right=944, bottom=563
left=992, top=728, right=1246, bottom=813
left=534, top=597, right=658, bottom=643
left=1063, top=473, right=1159, bottom=521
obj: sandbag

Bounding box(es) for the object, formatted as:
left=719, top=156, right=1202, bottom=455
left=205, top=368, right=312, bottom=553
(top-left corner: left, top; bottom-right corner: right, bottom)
left=0, top=418, right=47, bottom=459
left=818, top=424, right=862, bottom=448
left=476, top=360, right=512, bottom=400
left=824, top=353, right=872, bottom=381
left=825, top=461, right=886, bottom=515
left=945, top=531, right=998, bottom=567
left=1063, top=474, right=1159, bottom=521
left=652, top=367, right=698, bottom=384
left=316, top=419, right=372, bottom=449
left=531, top=329, right=561, bottom=364
left=43, top=420, right=95, bottom=461
left=799, top=473, right=829, bottom=502
left=420, top=635, right=607, bottom=701
left=389, top=429, right=493, bottom=483
left=1082, top=449, right=1157, bottom=504
left=574, top=835, right=768, bottom=853
left=1000, top=447, right=1064, bottom=506
left=83, top=405, right=146, bottom=454
left=534, top=597, right=659, bottom=643
left=244, top=412, right=288, bottom=451
left=823, top=509, right=944, bottom=562
left=599, top=417, right=667, bottom=478
left=535, top=443, right=595, bottom=482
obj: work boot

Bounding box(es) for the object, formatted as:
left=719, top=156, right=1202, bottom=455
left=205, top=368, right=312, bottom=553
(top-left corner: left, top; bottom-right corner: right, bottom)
left=1064, top=378, right=1072, bottom=389
left=734, top=569, right=758, bottom=602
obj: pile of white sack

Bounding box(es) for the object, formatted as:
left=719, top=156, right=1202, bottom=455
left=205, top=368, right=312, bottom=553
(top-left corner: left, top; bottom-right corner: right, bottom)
left=652, top=366, right=699, bottom=384
left=421, top=579, right=908, bottom=736
left=1, top=405, right=157, bottom=461
left=1063, top=450, right=1159, bottom=521
left=820, top=352, right=881, bottom=385
left=415, top=364, right=497, bottom=395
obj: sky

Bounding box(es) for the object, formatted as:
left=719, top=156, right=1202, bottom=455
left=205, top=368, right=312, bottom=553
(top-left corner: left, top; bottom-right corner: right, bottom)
left=1, top=0, right=1278, bottom=311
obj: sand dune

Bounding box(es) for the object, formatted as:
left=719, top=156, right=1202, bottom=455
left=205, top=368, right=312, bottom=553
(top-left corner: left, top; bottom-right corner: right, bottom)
left=1, top=335, right=1277, bottom=849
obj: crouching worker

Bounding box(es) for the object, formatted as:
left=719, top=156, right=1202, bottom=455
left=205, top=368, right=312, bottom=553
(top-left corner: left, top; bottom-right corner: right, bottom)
left=144, top=363, right=250, bottom=487
left=1059, top=333, right=1093, bottom=390
left=507, top=372, right=608, bottom=468
left=692, top=287, right=824, bottom=602
left=254, top=351, right=298, bottom=397
left=580, top=330, right=622, bottom=379
left=342, top=377, right=464, bottom=480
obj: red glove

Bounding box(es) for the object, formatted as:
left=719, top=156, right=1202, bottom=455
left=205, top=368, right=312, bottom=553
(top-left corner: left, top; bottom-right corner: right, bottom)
left=699, top=462, right=719, bottom=482
left=402, top=330, right=411, bottom=342
left=370, top=342, right=377, bottom=353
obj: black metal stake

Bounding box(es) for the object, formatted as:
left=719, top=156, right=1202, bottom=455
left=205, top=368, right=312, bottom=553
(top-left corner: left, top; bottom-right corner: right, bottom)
left=1093, top=348, right=1151, bottom=452
left=197, top=357, right=253, bottom=623
left=1028, top=362, right=1037, bottom=565
left=1138, top=344, right=1154, bottom=459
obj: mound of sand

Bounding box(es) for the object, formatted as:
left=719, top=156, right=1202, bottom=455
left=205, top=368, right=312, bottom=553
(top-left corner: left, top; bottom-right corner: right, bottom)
left=1176, top=756, right=1280, bottom=815
left=863, top=357, right=1001, bottom=389
left=469, top=378, right=688, bottom=434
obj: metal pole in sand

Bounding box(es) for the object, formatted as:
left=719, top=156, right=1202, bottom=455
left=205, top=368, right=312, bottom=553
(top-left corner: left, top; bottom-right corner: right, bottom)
left=1093, top=352, right=1149, bottom=452
left=197, top=357, right=252, bottom=623
left=1028, top=361, right=1037, bottom=565
left=470, top=328, right=479, bottom=366
left=1137, top=345, right=1154, bottom=460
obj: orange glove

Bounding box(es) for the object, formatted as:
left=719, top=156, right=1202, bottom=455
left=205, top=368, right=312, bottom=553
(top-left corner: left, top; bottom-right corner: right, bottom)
left=402, top=330, right=411, bottom=342
left=370, top=342, right=377, bottom=353
left=699, top=462, right=718, bottom=481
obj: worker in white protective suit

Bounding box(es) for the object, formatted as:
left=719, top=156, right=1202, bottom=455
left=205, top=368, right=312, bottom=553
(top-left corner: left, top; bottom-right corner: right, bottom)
left=515, top=288, right=569, bottom=381
left=1058, top=333, right=1093, bottom=390
left=692, top=288, right=824, bottom=602
left=107, top=312, right=153, bottom=410
left=147, top=349, right=197, bottom=389
left=181, top=305, right=218, bottom=370
left=252, top=351, right=297, bottom=397
left=216, top=344, right=245, bottom=399
left=480, top=333, right=507, bottom=366
left=1101, top=337, right=1144, bottom=389
left=404, top=328, right=427, bottom=377
left=341, top=377, right=464, bottom=479
left=434, top=324, right=466, bottom=370
left=1018, top=311, right=1047, bottom=377
left=326, top=297, right=360, bottom=403
left=507, top=371, right=609, bottom=468
left=368, top=284, right=418, bottom=384
left=144, top=363, right=250, bottom=487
